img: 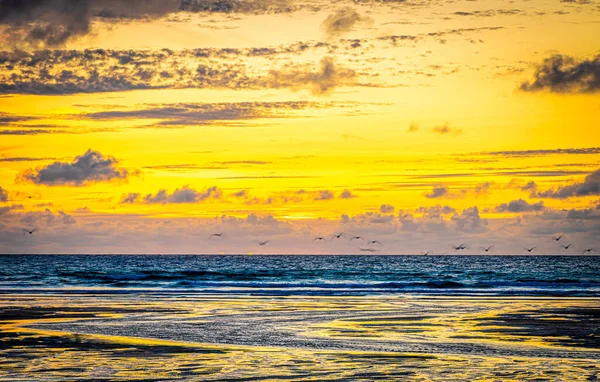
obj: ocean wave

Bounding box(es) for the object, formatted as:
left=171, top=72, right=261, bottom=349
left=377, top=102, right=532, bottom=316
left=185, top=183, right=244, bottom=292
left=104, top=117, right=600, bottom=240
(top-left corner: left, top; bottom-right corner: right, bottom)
left=0, top=255, right=598, bottom=297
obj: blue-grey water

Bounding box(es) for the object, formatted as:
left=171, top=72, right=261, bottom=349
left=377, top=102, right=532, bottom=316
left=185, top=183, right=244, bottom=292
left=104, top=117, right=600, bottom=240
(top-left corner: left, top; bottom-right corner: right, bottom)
left=0, top=255, right=598, bottom=296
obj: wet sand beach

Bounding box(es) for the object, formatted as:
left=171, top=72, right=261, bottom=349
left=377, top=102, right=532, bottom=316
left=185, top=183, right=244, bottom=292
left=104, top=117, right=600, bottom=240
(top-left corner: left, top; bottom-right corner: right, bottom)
left=1, top=294, right=598, bottom=381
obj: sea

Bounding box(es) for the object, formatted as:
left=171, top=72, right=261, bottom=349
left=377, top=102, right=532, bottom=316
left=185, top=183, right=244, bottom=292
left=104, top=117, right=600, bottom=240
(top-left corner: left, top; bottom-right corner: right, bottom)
left=1, top=255, right=598, bottom=296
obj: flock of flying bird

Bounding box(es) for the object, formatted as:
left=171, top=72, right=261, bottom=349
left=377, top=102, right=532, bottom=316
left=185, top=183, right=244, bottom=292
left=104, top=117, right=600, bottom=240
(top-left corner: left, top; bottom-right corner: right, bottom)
left=446, top=234, right=594, bottom=255
left=205, top=231, right=593, bottom=254
left=208, top=231, right=382, bottom=250
left=23, top=228, right=595, bottom=254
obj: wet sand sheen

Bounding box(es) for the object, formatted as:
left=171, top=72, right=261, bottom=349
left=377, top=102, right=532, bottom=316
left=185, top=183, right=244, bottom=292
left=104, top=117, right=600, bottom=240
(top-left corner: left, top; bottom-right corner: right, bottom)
left=1, top=295, right=599, bottom=381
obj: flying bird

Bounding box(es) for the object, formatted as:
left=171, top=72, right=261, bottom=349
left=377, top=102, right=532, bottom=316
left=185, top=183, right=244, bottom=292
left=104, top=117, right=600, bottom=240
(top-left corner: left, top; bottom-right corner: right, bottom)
left=313, top=236, right=326, bottom=242
left=553, top=235, right=563, bottom=241
left=481, top=245, right=494, bottom=252
left=332, top=232, right=346, bottom=240
left=24, top=228, right=36, bottom=235
left=453, top=243, right=467, bottom=251
left=358, top=247, right=377, bottom=252
left=367, top=240, right=382, bottom=246
left=258, top=240, right=270, bottom=246
left=423, top=251, right=433, bottom=256
left=583, top=248, right=594, bottom=254
left=525, top=247, right=536, bottom=253
left=209, top=232, right=224, bottom=239
left=561, top=243, right=572, bottom=250
left=349, top=236, right=363, bottom=241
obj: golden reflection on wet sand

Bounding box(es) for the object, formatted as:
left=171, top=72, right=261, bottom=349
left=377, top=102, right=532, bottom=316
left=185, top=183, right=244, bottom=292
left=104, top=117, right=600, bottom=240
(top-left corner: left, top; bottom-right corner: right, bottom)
left=0, top=295, right=598, bottom=381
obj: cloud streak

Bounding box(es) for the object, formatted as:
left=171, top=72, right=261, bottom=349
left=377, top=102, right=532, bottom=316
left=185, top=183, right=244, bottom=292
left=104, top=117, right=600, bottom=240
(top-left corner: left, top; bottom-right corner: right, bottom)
left=83, top=101, right=356, bottom=126
left=480, top=147, right=600, bottom=157
left=424, top=183, right=491, bottom=199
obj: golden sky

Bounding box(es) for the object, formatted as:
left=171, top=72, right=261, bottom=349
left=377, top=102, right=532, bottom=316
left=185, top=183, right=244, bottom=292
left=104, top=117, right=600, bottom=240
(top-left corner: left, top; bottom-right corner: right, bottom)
left=0, top=0, right=599, bottom=254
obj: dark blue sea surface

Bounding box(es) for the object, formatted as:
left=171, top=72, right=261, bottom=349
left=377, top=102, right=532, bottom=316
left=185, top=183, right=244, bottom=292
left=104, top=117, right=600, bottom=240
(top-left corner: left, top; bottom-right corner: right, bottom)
left=0, top=255, right=598, bottom=296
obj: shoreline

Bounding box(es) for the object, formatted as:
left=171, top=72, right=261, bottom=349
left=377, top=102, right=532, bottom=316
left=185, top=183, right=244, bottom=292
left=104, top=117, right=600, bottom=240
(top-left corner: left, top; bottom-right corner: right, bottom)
left=1, top=294, right=598, bottom=380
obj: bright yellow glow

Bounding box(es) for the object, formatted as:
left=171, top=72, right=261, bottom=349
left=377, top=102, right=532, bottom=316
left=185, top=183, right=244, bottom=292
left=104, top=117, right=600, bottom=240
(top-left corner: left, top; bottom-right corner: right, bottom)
left=0, top=0, right=598, bottom=253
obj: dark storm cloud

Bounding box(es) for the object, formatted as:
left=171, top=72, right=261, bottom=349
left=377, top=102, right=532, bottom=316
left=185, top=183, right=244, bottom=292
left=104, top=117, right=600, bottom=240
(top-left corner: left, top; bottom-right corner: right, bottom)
left=520, top=54, right=600, bottom=94
left=495, top=199, right=545, bottom=213
left=143, top=185, right=222, bottom=204
left=0, top=0, right=213, bottom=49
left=0, top=0, right=92, bottom=48
left=0, top=156, right=58, bottom=162
left=321, top=7, right=372, bottom=38
left=0, top=0, right=316, bottom=49
left=534, top=169, right=600, bottom=199
left=18, top=149, right=133, bottom=186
